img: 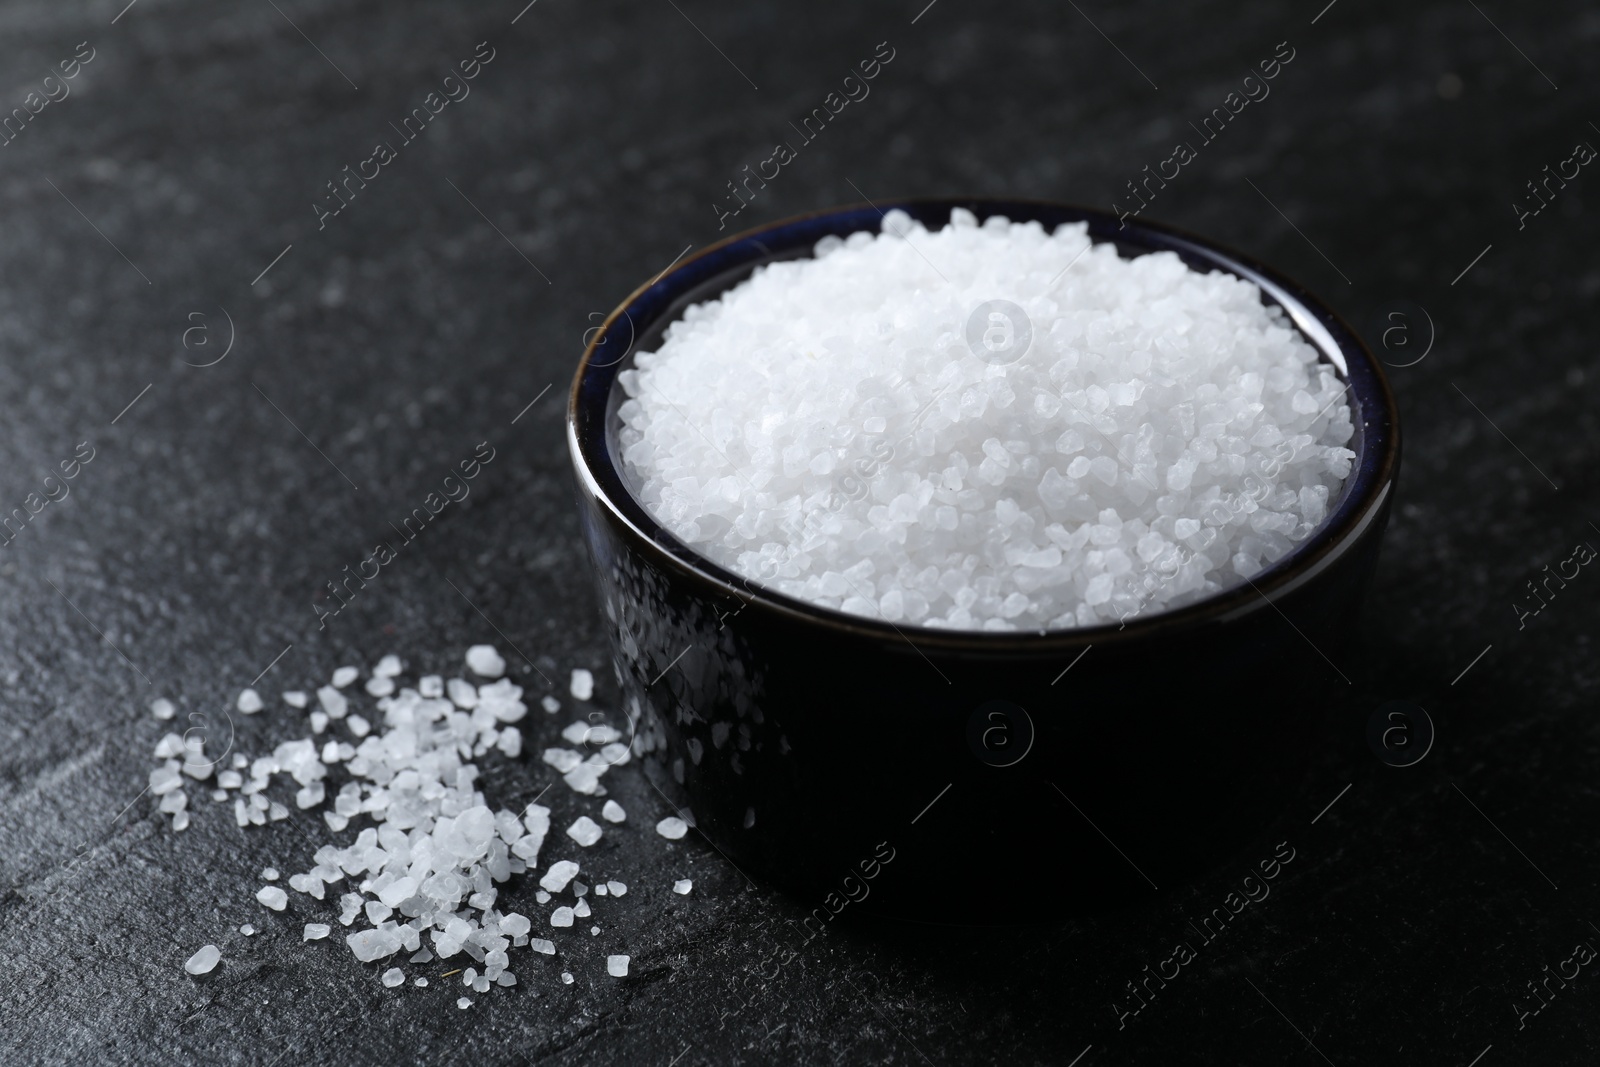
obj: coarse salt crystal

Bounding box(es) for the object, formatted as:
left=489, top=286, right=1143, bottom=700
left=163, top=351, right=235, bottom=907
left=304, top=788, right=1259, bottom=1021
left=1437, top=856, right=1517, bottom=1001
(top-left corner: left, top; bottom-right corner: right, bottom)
left=569, top=669, right=594, bottom=701
left=262, top=867, right=279, bottom=881
left=655, top=817, right=688, bottom=840
left=256, top=886, right=288, bottom=911
left=601, top=800, right=626, bottom=823
left=382, top=967, right=404, bottom=987
left=673, top=879, right=693, bottom=895
left=316, top=686, right=347, bottom=718
left=539, top=860, right=580, bottom=893
left=237, top=688, right=264, bottom=714
left=282, top=691, right=308, bottom=708
left=304, top=923, right=331, bottom=941
left=185, top=945, right=220, bottom=975
left=331, top=666, right=360, bottom=688
left=151, top=698, right=176, bottom=720
left=466, top=645, right=507, bottom=678
left=607, top=954, right=630, bottom=977
left=567, top=816, right=602, bottom=847
left=374, top=654, right=403, bottom=677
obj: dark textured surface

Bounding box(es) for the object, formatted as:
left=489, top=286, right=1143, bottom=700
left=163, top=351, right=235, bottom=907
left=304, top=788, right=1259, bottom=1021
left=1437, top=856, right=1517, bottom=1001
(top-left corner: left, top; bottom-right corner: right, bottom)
left=0, top=1, right=1595, bottom=1064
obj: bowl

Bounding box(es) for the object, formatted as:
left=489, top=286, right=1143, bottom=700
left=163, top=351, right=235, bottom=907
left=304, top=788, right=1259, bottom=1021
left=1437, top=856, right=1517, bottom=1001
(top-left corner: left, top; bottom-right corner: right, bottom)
left=567, top=199, right=1399, bottom=921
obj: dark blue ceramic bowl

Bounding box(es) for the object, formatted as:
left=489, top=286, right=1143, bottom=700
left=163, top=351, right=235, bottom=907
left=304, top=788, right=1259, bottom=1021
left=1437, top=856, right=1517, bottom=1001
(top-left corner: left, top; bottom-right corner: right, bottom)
left=568, top=200, right=1399, bottom=921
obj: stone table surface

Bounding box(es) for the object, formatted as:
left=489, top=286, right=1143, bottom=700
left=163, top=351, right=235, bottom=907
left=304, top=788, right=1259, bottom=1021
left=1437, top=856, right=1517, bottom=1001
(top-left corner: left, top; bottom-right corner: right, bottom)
left=1, top=0, right=1596, bottom=1063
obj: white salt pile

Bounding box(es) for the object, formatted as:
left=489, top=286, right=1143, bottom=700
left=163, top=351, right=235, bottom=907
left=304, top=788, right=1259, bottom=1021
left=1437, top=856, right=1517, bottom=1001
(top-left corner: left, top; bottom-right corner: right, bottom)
left=154, top=648, right=664, bottom=998
left=617, top=209, right=1356, bottom=631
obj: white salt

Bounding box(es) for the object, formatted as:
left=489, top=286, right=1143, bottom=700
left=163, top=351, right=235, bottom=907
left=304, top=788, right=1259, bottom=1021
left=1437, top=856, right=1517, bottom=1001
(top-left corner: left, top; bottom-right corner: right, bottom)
left=673, top=879, right=693, bottom=895
left=606, top=881, right=627, bottom=897
left=617, top=209, right=1356, bottom=632
left=466, top=644, right=507, bottom=678
left=569, top=669, right=594, bottom=701
left=550, top=907, right=575, bottom=927
left=151, top=698, right=176, bottom=720
left=601, top=800, right=626, bottom=823
left=382, top=967, right=404, bottom=987
left=316, top=686, right=347, bottom=718
left=607, top=954, right=630, bottom=977
left=346, top=928, right=401, bottom=962
left=656, top=817, right=688, bottom=840
left=540, top=860, right=580, bottom=893
left=541, top=695, right=560, bottom=714
left=304, top=923, right=330, bottom=941
left=374, top=654, right=403, bottom=677
left=415, top=977, right=429, bottom=987
left=237, top=688, right=263, bottom=714
left=530, top=938, right=556, bottom=955
left=185, top=945, right=220, bottom=975
left=282, top=691, right=308, bottom=708
left=239, top=924, right=255, bottom=936
left=561, top=972, right=574, bottom=984
left=331, top=666, right=360, bottom=688
left=567, top=816, right=603, bottom=847
left=262, top=867, right=279, bottom=881
left=458, top=997, right=472, bottom=1009
left=256, top=886, right=287, bottom=911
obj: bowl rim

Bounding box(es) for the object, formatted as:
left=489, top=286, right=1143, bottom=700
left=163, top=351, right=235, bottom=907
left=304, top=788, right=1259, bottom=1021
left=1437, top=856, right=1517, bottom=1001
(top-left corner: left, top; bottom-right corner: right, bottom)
left=568, top=198, right=1400, bottom=651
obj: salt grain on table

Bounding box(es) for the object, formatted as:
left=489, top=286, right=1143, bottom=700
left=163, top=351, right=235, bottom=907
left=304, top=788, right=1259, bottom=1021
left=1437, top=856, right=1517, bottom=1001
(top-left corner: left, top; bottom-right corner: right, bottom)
left=655, top=817, right=688, bottom=840
left=607, top=955, right=630, bottom=977
left=466, top=644, right=507, bottom=678
left=569, top=669, right=593, bottom=701
left=184, top=945, right=220, bottom=975
left=673, top=879, right=693, bottom=895
left=256, top=886, right=287, bottom=911
left=567, top=816, right=602, bottom=847
left=539, top=860, right=580, bottom=893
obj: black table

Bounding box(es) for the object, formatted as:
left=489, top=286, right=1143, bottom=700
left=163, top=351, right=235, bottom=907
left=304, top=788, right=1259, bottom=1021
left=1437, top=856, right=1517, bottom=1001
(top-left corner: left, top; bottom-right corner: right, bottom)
left=2, top=0, right=1595, bottom=1062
